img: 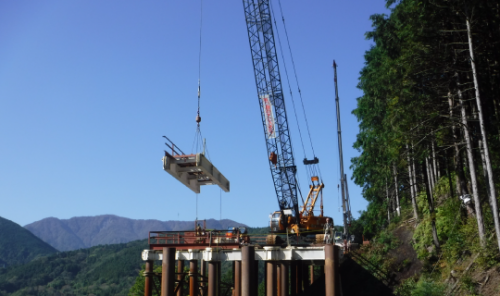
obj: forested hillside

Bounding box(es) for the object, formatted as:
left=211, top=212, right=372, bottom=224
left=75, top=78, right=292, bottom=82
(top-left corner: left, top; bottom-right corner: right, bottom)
left=0, top=239, right=147, bottom=296
left=0, top=227, right=270, bottom=296
left=0, top=216, right=57, bottom=267
left=350, top=0, right=500, bottom=294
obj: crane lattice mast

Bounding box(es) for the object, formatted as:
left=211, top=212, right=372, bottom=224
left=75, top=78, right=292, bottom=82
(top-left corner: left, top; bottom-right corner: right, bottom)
left=242, top=0, right=299, bottom=223
left=333, top=60, right=352, bottom=236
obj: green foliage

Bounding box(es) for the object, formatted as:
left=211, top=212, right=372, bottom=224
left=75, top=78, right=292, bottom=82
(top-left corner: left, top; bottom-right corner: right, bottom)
left=437, top=199, right=469, bottom=263
left=433, top=174, right=456, bottom=200
left=350, top=200, right=388, bottom=241
left=412, top=195, right=433, bottom=259
left=354, top=227, right=400, bottom=282
left=129, top=265, right=152, bottom=296
left=412, top=190, right=484, bottom=263
left=376, top=230, right=399, bottom=254
left=0, top=239, right=148, bottom=296
left=0, top=216, right=57, bottom=267
left=396, top=276, right=446, bottom=296
left=410, top=278, right=445, bottom=296
left=258, top=280, right=265, bottom=296
left=435, top=198, right=461, bottom=242
left=460, top=275, right=476, bottom=294
left=351, top=0, right=500, bottom=283
left=351, top=0, right=500, bottom=263
left=395, top=277, right=416, bottom=296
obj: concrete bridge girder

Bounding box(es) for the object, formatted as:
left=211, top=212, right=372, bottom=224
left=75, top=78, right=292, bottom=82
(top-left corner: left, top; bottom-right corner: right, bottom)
left=142, top=246, right=339, bottom=263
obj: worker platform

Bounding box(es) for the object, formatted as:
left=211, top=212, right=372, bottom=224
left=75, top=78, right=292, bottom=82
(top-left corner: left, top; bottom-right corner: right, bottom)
left=162, top=136, right=229, bottom=193
left=149, top=229, right=241, bottom=250
left=148, top=228, right=345, bottom=251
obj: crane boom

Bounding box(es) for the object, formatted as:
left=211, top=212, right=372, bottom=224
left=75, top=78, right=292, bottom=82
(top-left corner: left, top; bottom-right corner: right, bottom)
left=242, top=0, right=299, bottom=223
left=333, top=60, right=352, bottom=236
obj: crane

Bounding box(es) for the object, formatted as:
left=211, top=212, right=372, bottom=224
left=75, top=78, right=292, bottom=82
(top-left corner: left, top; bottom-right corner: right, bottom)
left=242, top=0, right=331, bottom=237
left=333, top=61, right=353, bottom=238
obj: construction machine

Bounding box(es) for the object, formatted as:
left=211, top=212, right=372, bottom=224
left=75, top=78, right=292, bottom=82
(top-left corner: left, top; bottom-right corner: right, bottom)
left=242, top=0, right=331, bottom=239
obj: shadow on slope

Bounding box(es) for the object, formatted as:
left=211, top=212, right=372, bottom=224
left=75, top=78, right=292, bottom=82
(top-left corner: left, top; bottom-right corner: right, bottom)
left=340, top=255, right=395, bottom=296
left=297, top=255, right=394, bottom=296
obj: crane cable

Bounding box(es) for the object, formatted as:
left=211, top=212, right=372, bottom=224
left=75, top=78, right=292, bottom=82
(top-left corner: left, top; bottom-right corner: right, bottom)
left=269, top=5, right=309, bottom=206
left=193, top=0, right=204, bottom=221
left=270, top=5, right=307, bottom=161
left=276, top=0, right=317, bottom=159
left=197, top=0, right=203, bottom=117
left=271, top=0, right=322, bottom=182
left=192, top=0, right=204, bottom=155
left=269, top=3, right=307, bottom=208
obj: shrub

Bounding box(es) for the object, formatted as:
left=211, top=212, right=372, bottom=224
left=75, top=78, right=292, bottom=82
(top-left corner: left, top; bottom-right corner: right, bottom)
left=411, top=278, right=445, bottom=296
left=394, top=277, right=415, bottom=296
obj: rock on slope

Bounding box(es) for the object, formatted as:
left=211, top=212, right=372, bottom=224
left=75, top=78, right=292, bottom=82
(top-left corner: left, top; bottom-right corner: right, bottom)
left=0, top=216, right=57, bottom=266
left=25, top=215, right=247, bottom=251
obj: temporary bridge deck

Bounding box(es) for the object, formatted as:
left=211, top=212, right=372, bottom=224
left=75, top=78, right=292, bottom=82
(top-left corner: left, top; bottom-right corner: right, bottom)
left=141, top=229, right=343, bottom=296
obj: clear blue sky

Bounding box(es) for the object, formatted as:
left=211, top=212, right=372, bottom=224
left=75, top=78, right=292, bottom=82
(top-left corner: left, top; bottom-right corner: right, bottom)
left=0, top=0, right=389, bottom=227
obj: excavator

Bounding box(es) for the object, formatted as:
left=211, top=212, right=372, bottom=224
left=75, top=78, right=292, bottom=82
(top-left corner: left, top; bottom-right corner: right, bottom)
left=242, top=0, right=332, bottom=240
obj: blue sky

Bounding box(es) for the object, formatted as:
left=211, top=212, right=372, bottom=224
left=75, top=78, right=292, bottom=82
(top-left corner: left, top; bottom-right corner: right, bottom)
left=0, top=0, right=390, bottom=227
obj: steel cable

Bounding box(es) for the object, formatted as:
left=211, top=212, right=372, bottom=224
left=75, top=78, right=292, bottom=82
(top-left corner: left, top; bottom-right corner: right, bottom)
left=277, top=0, right=317, bottom=158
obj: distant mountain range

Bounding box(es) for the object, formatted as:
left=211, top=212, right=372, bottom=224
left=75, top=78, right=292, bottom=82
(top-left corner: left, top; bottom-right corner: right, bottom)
left=25, top=215, right=247, bottom=251
left=0, top=216, right=57, bottom=266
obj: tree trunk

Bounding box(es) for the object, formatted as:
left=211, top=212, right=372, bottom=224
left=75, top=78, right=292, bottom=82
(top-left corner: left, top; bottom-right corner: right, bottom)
left=466, top=16, right=500, bottom=252
left=448, top=91, right=468, bottom=197
left=406, top=144, right=419, bottom=219
left=431, top=138, right=440, bottom=182
left=411, top=142, right=418, bottom=194
left=386, top=179, right=390, bottom=224
left=425, top=156, right=434, bottom=201
left=478, top=140, right=491, bottom=201
left=457, top=73, right=486, bottom=247
left=423, top=160, right=440, bottom=250
left=393, top=163, right=401, bottom=217
left=428, top=153, right=436, bottom=190
left=445, top=149, right=454, bottom=199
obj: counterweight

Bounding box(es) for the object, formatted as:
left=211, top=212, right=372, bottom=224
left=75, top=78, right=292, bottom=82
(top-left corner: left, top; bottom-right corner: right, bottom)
left=242, top=0, right=299, bottom=222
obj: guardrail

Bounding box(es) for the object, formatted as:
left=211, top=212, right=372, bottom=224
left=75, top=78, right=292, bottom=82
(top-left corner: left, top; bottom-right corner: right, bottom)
left=149, top=230, right=337, bottom=250
left=149, top=230, right=243, bottom=250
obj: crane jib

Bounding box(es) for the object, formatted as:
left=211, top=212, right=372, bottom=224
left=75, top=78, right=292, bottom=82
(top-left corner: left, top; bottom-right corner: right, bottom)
left=243, top=0, right=299, bottom=222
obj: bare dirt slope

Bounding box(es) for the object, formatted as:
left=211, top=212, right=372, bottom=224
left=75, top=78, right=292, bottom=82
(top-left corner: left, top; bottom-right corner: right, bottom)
left=342, top=225, right=422, bottom=295
left=446, top=253, right=500, bottom=296
left=351, top=224, right=500, bottom=296
left=387, top=225, right=423, bottom=283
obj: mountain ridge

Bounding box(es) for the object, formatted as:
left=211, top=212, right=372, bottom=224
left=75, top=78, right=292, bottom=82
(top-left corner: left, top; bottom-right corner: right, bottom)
left=25, top=214, right=247, bottom=251
left=0, top=216, right=57, bottom=266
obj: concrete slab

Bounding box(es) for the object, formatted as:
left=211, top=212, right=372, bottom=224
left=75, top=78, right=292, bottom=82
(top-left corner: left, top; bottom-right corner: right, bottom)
left=162, top=152, right=230, bottom=193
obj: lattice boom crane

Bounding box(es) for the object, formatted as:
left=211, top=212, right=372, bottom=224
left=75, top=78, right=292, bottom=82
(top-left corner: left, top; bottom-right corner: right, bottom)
left=242, top=0, right=331, bottom=236
left=242, top=0, right=299, bottom=224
